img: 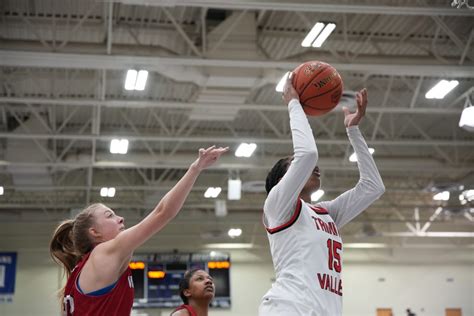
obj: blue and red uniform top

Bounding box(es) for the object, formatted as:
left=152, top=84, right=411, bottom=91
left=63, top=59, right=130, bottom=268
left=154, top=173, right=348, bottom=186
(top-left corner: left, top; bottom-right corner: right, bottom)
left=63, top=252, right=134, bottom=316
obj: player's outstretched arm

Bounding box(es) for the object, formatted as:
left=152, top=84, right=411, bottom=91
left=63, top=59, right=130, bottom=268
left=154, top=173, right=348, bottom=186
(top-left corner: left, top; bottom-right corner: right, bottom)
left=265, top=73, right=318, bottom=226
left=319, top=88, right=384, bottom=227
left=108, top=146, right=229, bottom=260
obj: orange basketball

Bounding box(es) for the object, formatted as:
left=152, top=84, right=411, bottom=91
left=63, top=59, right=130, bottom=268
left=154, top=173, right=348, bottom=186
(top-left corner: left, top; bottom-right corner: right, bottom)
left=292, top=61, right=343, bottom=116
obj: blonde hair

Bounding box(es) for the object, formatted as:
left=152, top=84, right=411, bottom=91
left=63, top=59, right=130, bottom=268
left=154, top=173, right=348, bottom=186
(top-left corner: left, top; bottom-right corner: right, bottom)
left=49, top=203, right=106, bottom=298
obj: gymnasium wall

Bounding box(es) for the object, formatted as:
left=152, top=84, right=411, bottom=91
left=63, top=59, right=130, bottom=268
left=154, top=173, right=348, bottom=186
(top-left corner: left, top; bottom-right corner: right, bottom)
left=0, top=249, right=472, bottom=316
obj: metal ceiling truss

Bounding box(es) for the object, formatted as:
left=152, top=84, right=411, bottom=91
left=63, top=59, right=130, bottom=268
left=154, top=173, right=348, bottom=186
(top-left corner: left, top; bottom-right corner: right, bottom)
left=0, top=0, right=473, bottom=248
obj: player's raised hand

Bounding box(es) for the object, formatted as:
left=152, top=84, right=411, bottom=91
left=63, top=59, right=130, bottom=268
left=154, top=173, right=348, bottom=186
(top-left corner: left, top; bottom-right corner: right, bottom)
left=342, top=88, right=367, bottom=127
left=282, top=72, right=300, bottom=105
left=193, top=145, right=229, bottom=171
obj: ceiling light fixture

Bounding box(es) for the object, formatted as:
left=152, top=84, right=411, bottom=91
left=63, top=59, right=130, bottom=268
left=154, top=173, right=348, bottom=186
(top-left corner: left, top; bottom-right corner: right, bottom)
left=433, top=191, right=450, bottom=201
left=301, top=22, right=336, bottom=48
left=228, top=228, right=242, bottom=238
left=204, top=187, right=222, bottom=198
left=425, top=80, right=459, bottom=99
left=100, top=187, right=116, bottom=197
left=125, top=69, right=148, bottom=91
left=459, top=105, right=474, bottom=132
left=228, top=179, right=242, bottom=200
left=235, top=143, right=257, bottom=158
left=110, top=139, right=129, bottom=154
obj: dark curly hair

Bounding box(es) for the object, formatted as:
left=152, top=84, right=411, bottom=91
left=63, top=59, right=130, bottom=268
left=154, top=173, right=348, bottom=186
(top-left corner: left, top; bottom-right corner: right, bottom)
left=265, top=156, right=293, bottom=194
left=178, top=268, right=201, bottom=304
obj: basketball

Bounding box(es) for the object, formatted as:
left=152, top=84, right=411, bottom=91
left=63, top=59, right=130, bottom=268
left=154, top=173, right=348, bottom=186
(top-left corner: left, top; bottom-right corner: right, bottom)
left=291, top=61, right=343, bottom=116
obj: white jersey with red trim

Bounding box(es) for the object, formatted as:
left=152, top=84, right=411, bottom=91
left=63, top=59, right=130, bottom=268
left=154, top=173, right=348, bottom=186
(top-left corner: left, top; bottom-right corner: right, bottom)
left=259, top=98, right=384, bottom=316
left=261, top=199, right=343, bottom=315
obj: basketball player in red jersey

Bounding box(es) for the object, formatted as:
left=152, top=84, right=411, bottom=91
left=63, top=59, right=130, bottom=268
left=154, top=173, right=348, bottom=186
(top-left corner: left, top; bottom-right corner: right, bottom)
left=50, top=145, right=228, bottom=316
left=259, top=74, right=384, bottom=315
left=171, top=269, right=215, bottom=316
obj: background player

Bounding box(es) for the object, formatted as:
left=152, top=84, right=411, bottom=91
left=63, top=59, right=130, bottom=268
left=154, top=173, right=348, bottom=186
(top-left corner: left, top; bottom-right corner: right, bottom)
left=258, top=74, right=385, bottom=315
left=171, top=269, right=215, bottom=316
left=50, top=145, right=228, bottom=316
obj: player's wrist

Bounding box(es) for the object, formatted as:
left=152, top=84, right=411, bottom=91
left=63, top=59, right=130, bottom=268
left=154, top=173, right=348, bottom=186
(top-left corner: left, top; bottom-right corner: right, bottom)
left=288, top=98, right=300, bottom=107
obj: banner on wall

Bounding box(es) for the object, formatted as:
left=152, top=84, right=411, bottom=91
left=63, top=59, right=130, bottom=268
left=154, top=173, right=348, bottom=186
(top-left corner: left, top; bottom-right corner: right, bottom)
left=0, top=252, right=17, bottom=303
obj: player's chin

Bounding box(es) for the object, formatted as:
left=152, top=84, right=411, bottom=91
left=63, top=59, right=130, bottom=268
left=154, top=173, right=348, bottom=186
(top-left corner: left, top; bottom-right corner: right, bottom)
left=203, top=290, right=215, bottom=299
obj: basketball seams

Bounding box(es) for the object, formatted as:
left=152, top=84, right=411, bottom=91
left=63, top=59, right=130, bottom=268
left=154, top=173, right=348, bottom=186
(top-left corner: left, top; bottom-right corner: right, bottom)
left=302, top=81, right=342, bottom=108
left=291, top=60, right=343, bottom=116
left=298, top=65, right=329, bottom=99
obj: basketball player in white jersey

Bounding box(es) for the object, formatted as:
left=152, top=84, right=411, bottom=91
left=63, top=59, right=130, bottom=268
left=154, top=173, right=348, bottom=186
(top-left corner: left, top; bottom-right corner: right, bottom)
left=259, top=74, right=385, bottom=316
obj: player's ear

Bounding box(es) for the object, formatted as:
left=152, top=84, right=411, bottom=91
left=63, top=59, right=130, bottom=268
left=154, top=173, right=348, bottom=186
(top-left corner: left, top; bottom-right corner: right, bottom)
left=183, top=288, right=192, bottom=298
left=88, top=227, right=102, bottom=239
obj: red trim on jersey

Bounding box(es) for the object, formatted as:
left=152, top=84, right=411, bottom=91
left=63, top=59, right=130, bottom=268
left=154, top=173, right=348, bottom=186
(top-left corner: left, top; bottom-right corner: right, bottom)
left=172, top=304, right=198, bottom=316
left=264, top=199, right=302, bottom=234
left=309, top=205, right=329, bottom=215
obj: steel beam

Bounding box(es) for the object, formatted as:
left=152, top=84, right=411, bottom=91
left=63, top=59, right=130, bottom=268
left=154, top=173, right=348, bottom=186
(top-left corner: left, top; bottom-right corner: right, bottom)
left=0, top=131, right=472, bottom=147
left=0, top=97, right=464, bottom=115
left=115, top=0, right=474, bottom=17
left=1, top=50, right=473, bottom=77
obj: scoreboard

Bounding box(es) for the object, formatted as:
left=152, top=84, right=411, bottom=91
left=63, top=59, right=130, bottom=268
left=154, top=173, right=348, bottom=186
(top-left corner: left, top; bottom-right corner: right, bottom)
left=130, top=252, right=231, bottom=309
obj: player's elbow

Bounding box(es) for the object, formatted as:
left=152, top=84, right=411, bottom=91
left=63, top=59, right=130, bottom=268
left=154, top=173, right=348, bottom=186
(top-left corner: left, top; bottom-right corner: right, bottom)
left=375, top=183, right=385, bottom=198
left=301, top=148, right=318, bottom=162
left=360, top=179, right=385, bottom=200
left=371, top=181, right=385, bottom=199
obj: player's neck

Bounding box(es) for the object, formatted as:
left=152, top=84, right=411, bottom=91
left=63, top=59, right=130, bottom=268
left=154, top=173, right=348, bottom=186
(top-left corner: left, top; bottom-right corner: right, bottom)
left=300, top=192, right=311, bottom=204
left=189, top=300, right=209, bottom=316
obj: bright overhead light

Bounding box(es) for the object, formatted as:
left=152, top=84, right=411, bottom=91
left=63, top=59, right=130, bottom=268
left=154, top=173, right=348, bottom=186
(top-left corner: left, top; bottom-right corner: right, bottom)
left=100, top=187, right=116, bottom=197
left=462, top=189, right=474, bottom=202
left=107, top=187, right=116, bottom=197
left=433, top=191, right=450, bottom=201
left=235, top=143, right=257, bottom=158
left=349, top=148, right=375, bottom=162
left=204, top=187, right=222, bottom=198
left=312, top=23, right=336, bottom=47
left=124, top=70, right=137, bottom=91
left=228, top=228, right=242, bottom=238
left=228, top=179, right=241, bottom=200
left=301, top=22, right=325, bottom=47
left=135, top=70, right=148, bottom=91
left=110, top=139, right=129, bottom=154
left=458, top=106, right=474, bottom=132
left=0, top=186, right=3, bottom=195
left=124, top=69, right=148, bottom=91
left=425, top=80, right=459, bottom=99
left=311, top=189, right=324, bottom=202
left=275, top=71, right=290, bottom=92
left=301, top=22, right=336, bottom=48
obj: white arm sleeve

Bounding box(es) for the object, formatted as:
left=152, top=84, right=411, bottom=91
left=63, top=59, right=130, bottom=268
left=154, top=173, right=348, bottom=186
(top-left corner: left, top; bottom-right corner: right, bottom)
left=317, top=126, right=385, bottom=228
left=263, top=99, right=318, bottom=228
